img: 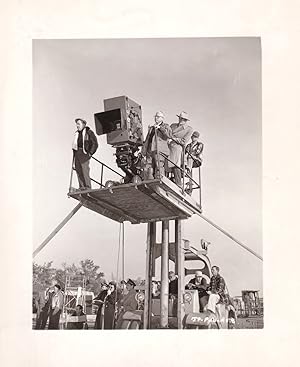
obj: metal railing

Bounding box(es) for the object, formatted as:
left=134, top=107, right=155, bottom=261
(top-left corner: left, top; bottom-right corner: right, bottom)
left=68, top=154, right=124, bottom=192
left=69, top=129, right=202, bottom=209
left=153, top=127, right=202, bottom=208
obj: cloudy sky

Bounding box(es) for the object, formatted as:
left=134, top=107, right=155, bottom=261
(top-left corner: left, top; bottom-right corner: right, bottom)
left=33, top=38, right=262, bottom=296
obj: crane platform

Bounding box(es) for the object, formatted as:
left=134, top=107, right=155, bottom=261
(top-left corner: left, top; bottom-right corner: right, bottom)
left=68, top=176, right=202, bottom=224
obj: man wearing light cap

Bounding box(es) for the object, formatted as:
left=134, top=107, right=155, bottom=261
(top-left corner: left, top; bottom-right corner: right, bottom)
left=169, top=112, right=193, bottom=186
left=186, top=270, right=208, bottom=312
left=142, top=111, right=171, bottom=179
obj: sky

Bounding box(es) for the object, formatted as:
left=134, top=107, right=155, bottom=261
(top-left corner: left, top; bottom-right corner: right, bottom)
left=33, top=38, right=262, bottom=296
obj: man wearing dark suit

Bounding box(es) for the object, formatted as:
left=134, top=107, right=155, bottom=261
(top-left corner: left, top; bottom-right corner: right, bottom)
left=186, top=270, right=209, bottom=312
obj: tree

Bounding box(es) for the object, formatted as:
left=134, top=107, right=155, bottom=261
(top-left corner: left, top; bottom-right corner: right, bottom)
left=33, top=261, right=54, bottom=290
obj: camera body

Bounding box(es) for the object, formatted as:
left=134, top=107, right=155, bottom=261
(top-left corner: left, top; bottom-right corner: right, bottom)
left=94, top=96, right=143, bottom=147
left=94, top=96, right=144, bottom=183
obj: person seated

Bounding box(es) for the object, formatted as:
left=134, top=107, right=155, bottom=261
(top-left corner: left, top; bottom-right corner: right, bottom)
left=186, top=270, right=208, bottom=312
left=206, top=266, right=227, bottom=318
left=68, top=305, right=87, bottom=329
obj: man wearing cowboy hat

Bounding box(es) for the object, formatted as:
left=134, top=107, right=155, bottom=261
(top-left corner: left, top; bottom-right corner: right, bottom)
left=186, top=270, right=209, bottom=312
left=169, top=111, right=193, bottom=186
left=142, top=111, right=172, bottom=179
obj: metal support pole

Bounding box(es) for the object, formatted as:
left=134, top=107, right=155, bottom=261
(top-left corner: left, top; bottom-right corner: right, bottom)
left=182, top=146, right=185, bottom=194
left=160, top=220, right=169, bottom=328
left=143, top=222, right=156, bottom=329
left=33, top=203, right=83, bottom=258
left=176, top=219, right=184, bottom=329
left=69, top=155, right=75, bottom=192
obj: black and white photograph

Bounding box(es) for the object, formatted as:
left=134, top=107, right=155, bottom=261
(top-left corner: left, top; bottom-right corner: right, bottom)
left=32, top=37, right=262, bottom=330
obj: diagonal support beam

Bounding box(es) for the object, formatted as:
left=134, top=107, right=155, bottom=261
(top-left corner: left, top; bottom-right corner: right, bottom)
left=33, top=203, right=83, bottom=258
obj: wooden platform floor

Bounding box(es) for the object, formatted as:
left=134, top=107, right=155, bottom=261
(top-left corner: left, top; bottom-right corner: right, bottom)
left=68, top=176, right=202, bottom=224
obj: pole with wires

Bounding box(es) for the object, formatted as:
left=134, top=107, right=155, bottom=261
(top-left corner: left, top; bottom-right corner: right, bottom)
left=197, top=213, right=263, bottom=261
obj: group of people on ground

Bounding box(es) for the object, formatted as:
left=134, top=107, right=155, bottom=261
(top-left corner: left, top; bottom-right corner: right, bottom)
left=72, top=111, right=203, bottom=193
left=94, top=278, right=138, bottom=330
left=34, top=266, right=227, bottom=329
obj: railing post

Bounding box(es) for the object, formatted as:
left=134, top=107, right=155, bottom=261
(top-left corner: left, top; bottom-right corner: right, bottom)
left=69, top=155, right=75, bottom=192
left=100, top=163, right=104, bottom=188
left=181, top=145, right=185, bottom=194
left=199, top=165, right=202, bottom=209
left=154, top=127, right=161, bottom=179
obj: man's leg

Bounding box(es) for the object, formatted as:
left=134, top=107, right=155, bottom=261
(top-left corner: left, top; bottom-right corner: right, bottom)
left=74, top=151, right=86, bottom=188
left=207, top=294, right=220, bottom=314
left=81, top=156, right=91, bottom=188
left=173, top=167, right=182, bottom=186
left=199, top=295, right=209, bottom=312
left=40, top=310, right=49, bottom=329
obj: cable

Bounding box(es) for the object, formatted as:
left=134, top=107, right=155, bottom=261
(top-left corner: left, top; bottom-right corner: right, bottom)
left=196, top=213, right=263, bottom=261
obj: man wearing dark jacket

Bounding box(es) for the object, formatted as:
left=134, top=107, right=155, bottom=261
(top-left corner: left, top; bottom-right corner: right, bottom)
left=72, top=118, right=98, bottom=189
left=207, top=266, right=227, bottom=314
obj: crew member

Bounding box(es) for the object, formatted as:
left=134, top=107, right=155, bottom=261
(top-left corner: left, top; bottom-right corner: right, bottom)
left=94, top=283, right=108, bottom=329
left=116, top=279, right=138, bottom=328
left=142, top=111, right=171, bottom=179
left=48, top=284, right=64, bottom=329
left=168, top=271, right=178, bottom=317
left=186, top=270, right=208, bottom=312
left=168, top=271, right=178, bottom=296
left=68, top=304, right=86, bottom=329
left=103, top=281, right=120, bottom=329
left=168, top=112, right=193, bottom=186
left=72, top=118, right=98, bottom=190
left=185, top=131, right=203, bottom=194
left=35, top=279, right=56, bottom=329
left=206, top=266, right=227, bottom=315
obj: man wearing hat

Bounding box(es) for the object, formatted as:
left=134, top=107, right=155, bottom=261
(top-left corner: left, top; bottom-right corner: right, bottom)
left=72, top=118, right=98, bottom=190
left=185, top=131, right=204, bottom=194
left=116, top=279, right=138, bottom=328
left=186, top=270, right=209, bottom=312
left=142, top=111, right=172, bottom=179
left=169, top=112, right=193, bottom=186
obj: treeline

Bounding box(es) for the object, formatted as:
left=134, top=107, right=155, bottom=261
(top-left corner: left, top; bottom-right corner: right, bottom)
left=33, top=259, right=106, bottom=294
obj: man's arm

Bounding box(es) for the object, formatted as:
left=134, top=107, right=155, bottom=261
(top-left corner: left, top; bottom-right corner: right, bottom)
left=88, top=130, right=98, bottom=155
left=216, top=277, right=226, bottom=294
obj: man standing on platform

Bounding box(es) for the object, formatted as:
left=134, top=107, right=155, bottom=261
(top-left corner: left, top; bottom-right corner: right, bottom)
left=168, top=112, right=193, bottom=186
left=142, top=111, right=171, bottom=179
left=72, top=118, right=98, bottom=190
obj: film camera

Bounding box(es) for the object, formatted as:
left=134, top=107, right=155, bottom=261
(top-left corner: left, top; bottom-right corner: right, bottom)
left=94, top=96, right=144, bottom=183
